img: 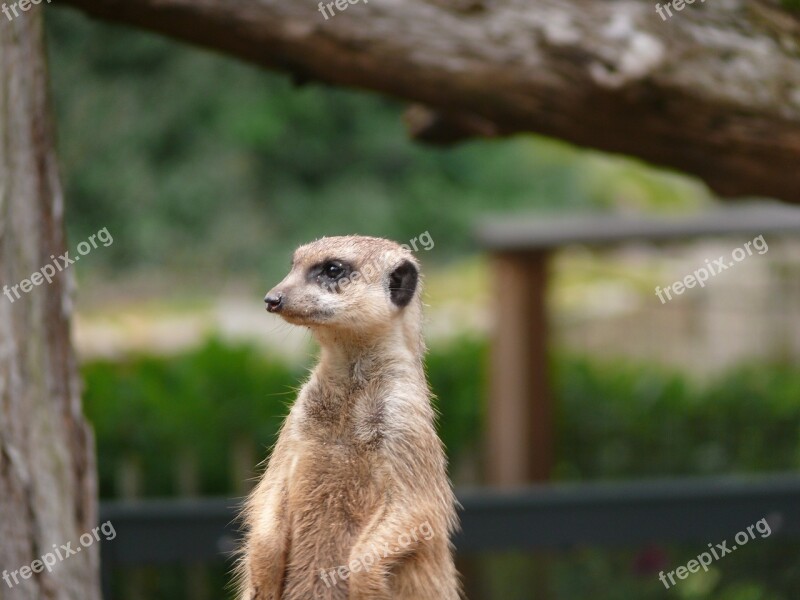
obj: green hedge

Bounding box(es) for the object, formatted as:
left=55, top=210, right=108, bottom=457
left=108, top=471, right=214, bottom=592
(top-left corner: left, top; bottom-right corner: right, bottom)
left=83, top=337, right=800, bottom=499
left=83, top=339, right=299, bottom=497
left=557, top=358, right=800, bottom=479
left=83, top=337, right=487, bottom=497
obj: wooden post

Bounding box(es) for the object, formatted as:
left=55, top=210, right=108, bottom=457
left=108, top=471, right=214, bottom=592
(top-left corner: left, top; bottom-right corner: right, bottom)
left=486, top=251, right=552, bottom=487
left=482, top=251, right=554, bottom=600
left=117, top=456, right=145, bottom=600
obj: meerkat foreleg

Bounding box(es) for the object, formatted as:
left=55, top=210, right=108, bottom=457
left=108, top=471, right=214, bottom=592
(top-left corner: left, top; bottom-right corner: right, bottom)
left=346, top=505, right=450, bottom=600
left=238, top=438, right=292, bottom=600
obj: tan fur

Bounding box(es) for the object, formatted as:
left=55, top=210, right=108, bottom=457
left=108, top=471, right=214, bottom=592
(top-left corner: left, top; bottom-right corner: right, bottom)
left=236, top=236, right=461, bottom=600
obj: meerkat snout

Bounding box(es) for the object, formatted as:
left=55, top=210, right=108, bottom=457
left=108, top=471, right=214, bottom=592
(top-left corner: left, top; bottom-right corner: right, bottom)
left=263, top=290, right=284, bottom=312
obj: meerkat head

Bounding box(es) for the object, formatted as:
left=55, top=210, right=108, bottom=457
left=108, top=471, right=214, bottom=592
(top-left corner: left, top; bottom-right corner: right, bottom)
left=264, top=236, right=422, bottom=340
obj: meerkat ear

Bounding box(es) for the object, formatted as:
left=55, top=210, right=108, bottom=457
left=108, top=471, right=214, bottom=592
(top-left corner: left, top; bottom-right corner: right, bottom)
left=388, top=260, right=418, bottom=308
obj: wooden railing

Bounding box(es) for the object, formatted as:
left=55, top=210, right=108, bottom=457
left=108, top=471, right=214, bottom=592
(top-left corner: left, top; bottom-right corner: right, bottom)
left=99, top=474, right=800, bottom=599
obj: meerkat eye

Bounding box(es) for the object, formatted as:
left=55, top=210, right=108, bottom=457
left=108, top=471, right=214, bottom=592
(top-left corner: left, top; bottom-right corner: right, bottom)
left=322, top=262, right=344, bottom=279
left=311, top=260, right=353, bottom=291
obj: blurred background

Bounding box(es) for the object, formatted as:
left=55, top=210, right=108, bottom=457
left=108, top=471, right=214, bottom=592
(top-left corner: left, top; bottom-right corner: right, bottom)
left=47, top=8, right=800, bottom=600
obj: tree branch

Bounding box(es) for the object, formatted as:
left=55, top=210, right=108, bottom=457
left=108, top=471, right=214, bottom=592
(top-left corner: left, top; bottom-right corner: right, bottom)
left=58, top=0, right=800, bottom=202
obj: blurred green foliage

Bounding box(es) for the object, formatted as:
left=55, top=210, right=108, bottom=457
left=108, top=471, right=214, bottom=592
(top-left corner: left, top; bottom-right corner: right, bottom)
left=558, top=358, right=800, bottom=479
left=83, top=338, right=800, bottom=499
left=82, top=338, right=486, bottom=497
left=46, top=9, right=707, bottom=279
left=83, top=339, right=301, bottom=496
left=487, top=540, right=799, bottom=600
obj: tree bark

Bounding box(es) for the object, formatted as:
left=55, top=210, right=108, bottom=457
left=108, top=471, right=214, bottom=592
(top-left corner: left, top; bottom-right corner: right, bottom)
left=0, top=11, right=100, bottom=600
left=58, top=0, right=800, bottom=202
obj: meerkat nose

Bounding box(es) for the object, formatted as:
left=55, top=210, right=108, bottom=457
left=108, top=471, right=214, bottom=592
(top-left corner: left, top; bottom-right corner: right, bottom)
left=264, top=291, right=285, bottom=313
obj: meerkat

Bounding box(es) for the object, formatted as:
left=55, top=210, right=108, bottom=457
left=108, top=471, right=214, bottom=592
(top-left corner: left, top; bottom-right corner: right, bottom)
left=236, top=235, right=461, bottom=600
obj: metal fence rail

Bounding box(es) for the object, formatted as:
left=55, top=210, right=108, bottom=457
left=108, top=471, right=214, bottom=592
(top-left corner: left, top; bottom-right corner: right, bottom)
left=99, top=474, right=800, bottom=598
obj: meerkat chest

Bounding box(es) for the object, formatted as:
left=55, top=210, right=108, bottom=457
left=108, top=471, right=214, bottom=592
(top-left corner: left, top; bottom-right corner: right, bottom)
left=289, top=440, right=383, bottom=507
left=296, top=378, right=388, bottom=449
left=288, top=408, right=386, bottom=513
left=284, top=382, right=389, bottom=535
left=284, top=440, right=385, bottom=572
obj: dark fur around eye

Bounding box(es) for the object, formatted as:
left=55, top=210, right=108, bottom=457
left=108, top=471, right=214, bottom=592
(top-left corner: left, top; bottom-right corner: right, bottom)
left=309, top=260, right=353, bottom=292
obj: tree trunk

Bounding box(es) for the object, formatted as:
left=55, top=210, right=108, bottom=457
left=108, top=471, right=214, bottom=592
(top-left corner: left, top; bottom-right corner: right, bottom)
left=0, top=11, right=101, bottom=600
left=59, top=0, right=800, bottom=202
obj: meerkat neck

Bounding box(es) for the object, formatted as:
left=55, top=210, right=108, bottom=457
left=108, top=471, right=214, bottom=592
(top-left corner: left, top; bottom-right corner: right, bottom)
left=315, top=327, right=423, bottom=382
